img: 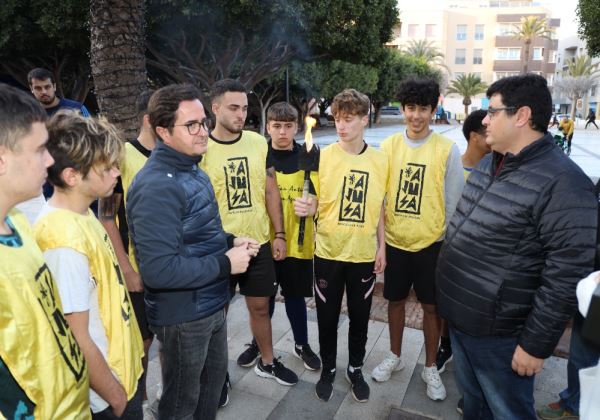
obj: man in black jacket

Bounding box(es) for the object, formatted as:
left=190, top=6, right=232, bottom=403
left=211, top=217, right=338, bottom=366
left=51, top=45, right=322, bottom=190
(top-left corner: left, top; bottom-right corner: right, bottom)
left=436, top=74, right=598, bottom=420
left=126, top=84, right=258, bottom=419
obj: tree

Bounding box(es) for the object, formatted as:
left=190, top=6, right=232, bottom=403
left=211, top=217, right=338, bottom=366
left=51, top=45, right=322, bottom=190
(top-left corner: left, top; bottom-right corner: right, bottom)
left=90, top=0, right=147, bottom=137
left=554, top=55, right=599, bottom=119
left=577, top=0, right=600, bottom=57
left=145, top=0, right=398, bottom=91
left=401, top=39, right=446, bottom=66
left=0, top=0, right=91, bottom=101
left=510, top=16, right=553, bottom=74
left=445, top=73, right=488, bottom=116
left=371, top=49, right=442, bottom=123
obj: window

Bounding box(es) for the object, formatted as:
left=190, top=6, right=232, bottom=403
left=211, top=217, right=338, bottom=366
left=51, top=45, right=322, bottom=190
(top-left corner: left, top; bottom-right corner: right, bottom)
left=475, top=24, right=484, bottom=40
left=408, top=24, right=418, bottom=38
left=454, top=72, right=465, bottom=78
left=495, top=47, right=521, bottom=60
left=473, top=72, right=482, bottom=80
left=549, top=51, right=558, bottom=63
left=494, top=71, right=519, bottom=81
left=533, top=47, right=543, bottom=60
left=496, top=23, right=515, bottom=36
left=473, top=49, right=483, bottom=65
left=457, top=25, right=467, bottom=40
left=426, top=24, right=437, bottom=38
left=455, top=49, right=466, bottom=64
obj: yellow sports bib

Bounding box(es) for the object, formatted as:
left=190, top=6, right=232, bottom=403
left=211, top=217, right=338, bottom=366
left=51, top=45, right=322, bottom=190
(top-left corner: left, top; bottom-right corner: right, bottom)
left=201, top=131, right=270, bottom=243
left=35, top=209, right=143, bottom=400
left=272, top=170, right=319, bottom=259
left=1, top=210, right=89, bottom=419
left=382, top=132, right=453, bottom=251
left=316, top=143, right=388, bottom=262
left=121, top=142, right=150, bottom=272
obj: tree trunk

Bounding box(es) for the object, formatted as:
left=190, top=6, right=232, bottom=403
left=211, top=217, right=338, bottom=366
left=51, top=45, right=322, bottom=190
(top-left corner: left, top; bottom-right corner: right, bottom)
left=90, top=0, right=147, bottom=138
left=373, top=102, right=383, bottom=124
left=571, top=95, right=578, bottom=120
left=522, top=40, right=531, bottom=74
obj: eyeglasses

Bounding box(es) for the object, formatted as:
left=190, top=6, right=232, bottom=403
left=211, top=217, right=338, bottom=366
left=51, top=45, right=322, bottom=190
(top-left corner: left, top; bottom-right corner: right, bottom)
left=172, top=118, right=212, bottom=135
left=486, top=107, right=517, bottom=118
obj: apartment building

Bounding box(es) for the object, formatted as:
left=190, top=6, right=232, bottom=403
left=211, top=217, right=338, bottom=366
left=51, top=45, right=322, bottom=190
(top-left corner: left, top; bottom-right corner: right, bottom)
left=389, top=0, right=560, bottom=116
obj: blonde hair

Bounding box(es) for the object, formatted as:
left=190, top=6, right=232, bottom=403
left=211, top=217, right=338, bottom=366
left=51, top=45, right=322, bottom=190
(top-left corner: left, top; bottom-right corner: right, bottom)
left=46, top=111, right=124, bottom=188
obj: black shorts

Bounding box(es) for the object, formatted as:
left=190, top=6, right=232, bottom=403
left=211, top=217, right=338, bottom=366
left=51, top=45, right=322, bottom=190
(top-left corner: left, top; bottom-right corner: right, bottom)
left=130, top=291, right=153, bottom=341
left=275, top=257, right=314, bottom=298
left=230, top=242, right=277, bottom=297
left=383, top=241, right=442, bottom=305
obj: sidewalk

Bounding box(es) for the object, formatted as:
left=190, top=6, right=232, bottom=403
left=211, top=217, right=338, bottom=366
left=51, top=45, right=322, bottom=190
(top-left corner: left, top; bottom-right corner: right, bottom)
left=143, top=295, right=567, bottom=420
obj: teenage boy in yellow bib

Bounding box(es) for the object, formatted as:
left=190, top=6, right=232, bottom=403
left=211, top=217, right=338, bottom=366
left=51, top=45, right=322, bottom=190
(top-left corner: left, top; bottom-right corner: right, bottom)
left=0, top=85, right=90, bottom=419
left=201, top=79, right=298, bottom=386
left=265, top=102, right=321, bottom=371
left=371, top=79, right=464, bottom=402
left=35, top=113, right=144, bottom=419
left=296, top=89, right=388, bottom=403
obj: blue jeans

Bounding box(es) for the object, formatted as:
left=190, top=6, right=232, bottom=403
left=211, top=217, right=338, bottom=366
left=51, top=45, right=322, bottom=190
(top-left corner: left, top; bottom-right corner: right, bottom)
left=559, top=314, right=600, bottom=414
left=450, top=327, right=536, bottom=420
left=151, top=309, right=228, bottom=420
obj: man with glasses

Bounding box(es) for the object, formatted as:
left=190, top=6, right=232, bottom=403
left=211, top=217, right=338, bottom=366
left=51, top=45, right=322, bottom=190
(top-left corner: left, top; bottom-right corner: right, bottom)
left=126, top=84, right=258, bottom=419
left=436, top=74, right=598, bottom=419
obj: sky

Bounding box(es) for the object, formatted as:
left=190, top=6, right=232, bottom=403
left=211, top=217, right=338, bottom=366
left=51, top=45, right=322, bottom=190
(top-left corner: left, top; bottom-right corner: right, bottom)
left=547, top=0, right=579, bottom=39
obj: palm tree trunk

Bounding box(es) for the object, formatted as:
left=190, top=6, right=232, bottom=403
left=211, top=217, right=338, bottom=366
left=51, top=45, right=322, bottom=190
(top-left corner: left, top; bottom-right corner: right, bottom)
left=90, top=0, right=147, bottom=138
left=522, top=40, right=531, bottom=74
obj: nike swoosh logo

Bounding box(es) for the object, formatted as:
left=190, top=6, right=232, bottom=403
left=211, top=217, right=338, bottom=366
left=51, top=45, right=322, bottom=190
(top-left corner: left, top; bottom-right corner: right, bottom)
left=361, top=276, right=374, bottom=283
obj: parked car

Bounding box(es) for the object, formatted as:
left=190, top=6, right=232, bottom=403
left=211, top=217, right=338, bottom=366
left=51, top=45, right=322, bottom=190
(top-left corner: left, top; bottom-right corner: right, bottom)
left=380, top=105, right=401, bottom=115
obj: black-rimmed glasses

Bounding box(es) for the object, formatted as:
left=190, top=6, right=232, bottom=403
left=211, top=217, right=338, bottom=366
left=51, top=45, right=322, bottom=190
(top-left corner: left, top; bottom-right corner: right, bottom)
left=486, top=107, right=517, bottom=118
left=173, top=118, right=212, bottom=135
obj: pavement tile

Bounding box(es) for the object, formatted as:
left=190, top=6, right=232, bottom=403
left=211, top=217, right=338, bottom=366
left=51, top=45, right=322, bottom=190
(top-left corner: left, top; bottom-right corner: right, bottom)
left=267, top=380, right=346, bottom=420
left=216, top=389, right=279, bottom=420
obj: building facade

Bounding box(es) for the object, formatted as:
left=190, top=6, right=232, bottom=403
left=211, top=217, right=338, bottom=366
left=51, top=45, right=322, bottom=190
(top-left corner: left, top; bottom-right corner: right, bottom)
left=389, top=0, right=560, bottom=116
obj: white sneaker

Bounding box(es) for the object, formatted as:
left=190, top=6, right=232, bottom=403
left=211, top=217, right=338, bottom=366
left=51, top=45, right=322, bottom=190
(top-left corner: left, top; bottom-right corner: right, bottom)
left=421, top=365, right=447, bottom=401
left=371, top=351, right=405, bottom=382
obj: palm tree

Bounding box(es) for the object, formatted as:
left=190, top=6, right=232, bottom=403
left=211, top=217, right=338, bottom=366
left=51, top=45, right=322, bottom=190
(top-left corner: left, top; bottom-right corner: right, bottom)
left=555, top=54, right=600, bottom=119
left=510, top=16, right=553, bottom=74
left=90, top=0, right=147, bottom=138
left=446, top=73, right=488, bottom=116
left=401, top=39, right=447, bottom=68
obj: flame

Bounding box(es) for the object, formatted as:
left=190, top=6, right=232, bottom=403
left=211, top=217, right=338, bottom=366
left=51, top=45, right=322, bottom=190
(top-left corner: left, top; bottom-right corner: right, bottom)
left=304, top=116, right=317, bottom=152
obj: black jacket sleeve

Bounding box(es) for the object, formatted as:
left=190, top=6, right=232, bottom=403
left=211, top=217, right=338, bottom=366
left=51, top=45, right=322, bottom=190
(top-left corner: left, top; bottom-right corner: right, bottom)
left=518, top=171, right=598, bottom=358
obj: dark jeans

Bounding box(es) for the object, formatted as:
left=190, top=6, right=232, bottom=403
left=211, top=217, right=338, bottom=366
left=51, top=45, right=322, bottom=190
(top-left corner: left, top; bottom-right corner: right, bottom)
left=450, top=327, right=536, bottom=420
left=151, top=309, right=228, bottom=420
left=559, top=314, right=600, bottom=414
left=91, top=380, right=143, bottom=419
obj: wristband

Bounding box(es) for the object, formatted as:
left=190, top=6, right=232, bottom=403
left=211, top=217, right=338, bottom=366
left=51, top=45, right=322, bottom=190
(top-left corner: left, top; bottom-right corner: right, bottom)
left=274, top=236, right=286, bottom=242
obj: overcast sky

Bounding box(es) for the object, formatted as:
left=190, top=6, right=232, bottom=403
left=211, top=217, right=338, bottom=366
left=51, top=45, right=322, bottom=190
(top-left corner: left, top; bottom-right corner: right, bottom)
left=547, top=0, right=579, bottom=39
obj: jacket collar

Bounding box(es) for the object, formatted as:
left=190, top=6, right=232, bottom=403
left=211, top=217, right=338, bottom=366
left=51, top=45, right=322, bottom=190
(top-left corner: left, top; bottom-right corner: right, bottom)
left=492, top=133, right=554, bottom=175
left=152, top=140, right=202, bottom=170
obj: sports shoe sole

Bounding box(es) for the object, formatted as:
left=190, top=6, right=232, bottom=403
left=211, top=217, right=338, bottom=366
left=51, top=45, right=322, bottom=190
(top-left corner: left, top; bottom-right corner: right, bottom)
left=292, top=349, right=321, bottom=371
left=371, top=361, right=405, bottom=382
left=437, top=355, right=453, bottom=374
left=421, top=373, right=447, bottom=401
left=345, top=371, right=369, bottom=403
left=237, top=353, right=260, bottom=368
left=315, top=387, right=332, bottom=402
left=254, top=363, right=297, bottom=386
left=218, top=393, right=229, bottom=408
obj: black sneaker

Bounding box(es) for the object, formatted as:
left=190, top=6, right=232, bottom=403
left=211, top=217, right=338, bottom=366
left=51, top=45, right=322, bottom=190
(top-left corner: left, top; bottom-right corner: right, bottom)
left=218, top=372, right=231, bottom=408
left=293, top=344, right=322, bottom=371
left=237, top=339, right=260, bottom=367
left=254, top=357, right=298, bottom=386
left=315, top=368, right=336, bottom=402
left=345, top=366, right=370, bottom=403
left=435, top=343, right=453, bottom=374
left=457, top=396, right=464, bottom=415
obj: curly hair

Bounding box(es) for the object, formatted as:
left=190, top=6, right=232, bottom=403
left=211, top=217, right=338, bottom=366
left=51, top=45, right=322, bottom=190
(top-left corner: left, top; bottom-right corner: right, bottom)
left=46, top=111, right=124, bottom=189
left=398, top=79, right=440, bottom=111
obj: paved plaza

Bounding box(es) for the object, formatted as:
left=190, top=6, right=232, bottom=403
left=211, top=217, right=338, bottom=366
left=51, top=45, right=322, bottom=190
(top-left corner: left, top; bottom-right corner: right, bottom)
left=143, top=120, right=598, bottom=419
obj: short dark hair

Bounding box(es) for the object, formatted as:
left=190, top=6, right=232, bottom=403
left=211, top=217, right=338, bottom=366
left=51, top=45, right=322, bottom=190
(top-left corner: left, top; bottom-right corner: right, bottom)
left=486, top=74, right=551, bottom=133
left=147, top=84, right=202, bottom=138
left=267, top=102, right=298, bottom=123
left=331, top=89, right=370, bottom=117
left=462, top=109, right=487, bottom=141
left=27, top=68, right=55, bottom=85
left=0, top=83, right=47, bottom=151
left=136, top=90, right=155, bottom=123
left=210, top=78, right=246, bottom=102
left=46, top=112, right=123, bottom=189
left=398, top=79, right=439, bottom=111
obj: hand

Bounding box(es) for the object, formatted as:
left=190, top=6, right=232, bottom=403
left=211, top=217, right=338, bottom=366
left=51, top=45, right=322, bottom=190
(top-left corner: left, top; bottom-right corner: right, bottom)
left=373, top=246, right=386, bottom=274
left=272, top=237, right=286, bottom=261
left=294, top=196, right=316, bottom=217
left=511, top=345, right=544, bottom=376
left=109, top=385, right=128, bottom=417
left=233, top=237, right=260, bottom=256
left=225, top=246, right=253, bottom=274
left=123, top=268, right=144, bottom=293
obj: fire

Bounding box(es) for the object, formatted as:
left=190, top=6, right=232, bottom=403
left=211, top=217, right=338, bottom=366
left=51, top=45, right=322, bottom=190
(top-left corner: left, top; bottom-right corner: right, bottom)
left=304, top=116, right=317, bottom=152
